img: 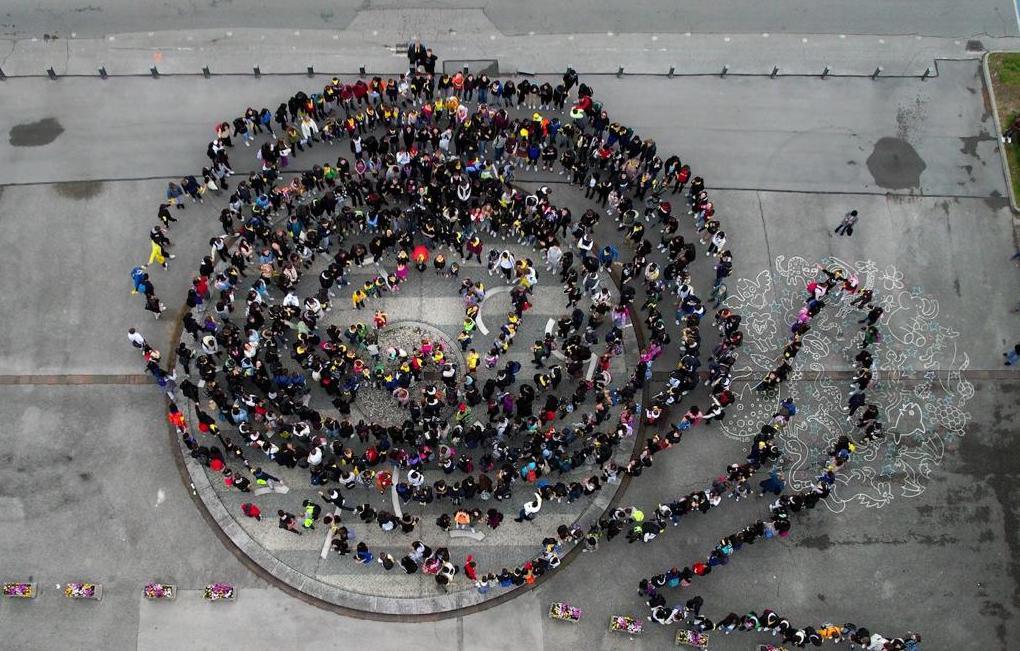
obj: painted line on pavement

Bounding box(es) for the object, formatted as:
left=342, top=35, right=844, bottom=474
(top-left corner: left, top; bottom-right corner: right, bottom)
left=475, top=284, right=512, bottom=335
left=391, top=467, right=403, bottom=519
left=320, top=508, right=341, bottom=560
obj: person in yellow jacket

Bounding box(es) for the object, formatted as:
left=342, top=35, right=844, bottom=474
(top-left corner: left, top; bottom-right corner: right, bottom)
left=352, top=288, right=367, bottom=310
left=466, top=349, right=480, bottom=373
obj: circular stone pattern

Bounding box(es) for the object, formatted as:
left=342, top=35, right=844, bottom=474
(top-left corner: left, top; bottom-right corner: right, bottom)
left=346, top=321, right=466, bottom=426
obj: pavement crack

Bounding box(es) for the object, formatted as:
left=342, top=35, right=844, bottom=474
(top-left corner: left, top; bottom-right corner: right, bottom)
left=756, top=190, right=779, bottom=307
left=0, top=38, right=17, bottom=69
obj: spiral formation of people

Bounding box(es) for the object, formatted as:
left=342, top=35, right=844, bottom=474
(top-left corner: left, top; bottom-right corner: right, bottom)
left=126, top=51, right=927, bottom=650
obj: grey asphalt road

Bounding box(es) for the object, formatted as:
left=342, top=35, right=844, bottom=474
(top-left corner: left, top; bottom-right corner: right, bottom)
left=0, top=0, right=1015, bottom=38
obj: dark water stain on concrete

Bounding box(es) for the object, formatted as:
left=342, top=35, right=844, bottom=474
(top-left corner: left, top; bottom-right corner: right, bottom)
left=959, top=434, right=1020, bottom=607
left=9, top=117, right=64, bottom=147
left=984, top=190, right=1010, bottom=211
left=796, top=534, right=831, bottom=550
left=960, top=131, right=995, bottom=158
left=969, top=505, right=993, bottom=522
left=53, top=181, right=103, bottom=200
left=953, top=278, right=961, bottom=297
left=866, top=138, right=926, bottom=189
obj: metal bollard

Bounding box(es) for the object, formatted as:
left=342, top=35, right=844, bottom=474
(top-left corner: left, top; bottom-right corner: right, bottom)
left=47, top=67, right=57, bottom=80
left=922, top=67, right=931, bottom=80
left=721, top=65, right=729, bottom=78
left=202, top=66, right=211, bottom=79
left=668, top=66, right=675, bottom=78
left=462, top=65, right=468, bottom=76
left=150, top=66, right=159, bottom=78
left=307, top=66, right=314, bottom=77
left=770, top=65, right=779, bottom=78
left=0, top=67, right=5, bottom=81
left=872, top=66, right=882, bottom=80
left=822, top=66, right=830, bottom=79
left=359, top=66, right=366, bottom=77
left=98, top=66, right=108, bottom=79
left=253, top=65, right=261, bottom=78
left=617, top=66, right=624, bottom=78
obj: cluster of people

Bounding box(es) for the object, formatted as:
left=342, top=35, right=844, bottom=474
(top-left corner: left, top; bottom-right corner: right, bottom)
left=798, top=266, right=887, bottom=445
left=628, top=271, right=925, bottom=646
left=711, top=608, right=922, bottom=650
left=599, top=177, right=743, bottom=428
left=131, top=50, right=752, bottom=595
left=122, top=44, right=935, bottom=647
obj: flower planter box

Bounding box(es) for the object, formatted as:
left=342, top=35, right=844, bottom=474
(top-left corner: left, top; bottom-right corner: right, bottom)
left=548, top=602, right=583, bottom=623
left=63, top=582, right=102, bottom=601
left=143, top=583, right=176, bottom=601
left=675, top=629, right=710, bottom=648
left=203, top=583, right=235, bottom=601
left=2, top=582, right=36, bottom=599
left=609, top=615, right=643, bottom=636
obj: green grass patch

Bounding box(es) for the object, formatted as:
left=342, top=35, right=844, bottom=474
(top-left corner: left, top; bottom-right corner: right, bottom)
left=1007, top=140, right=1020, bottom=203
left=992, top=52, right=1020, bottom=86
left=988, top=53, right=1020, bottom=203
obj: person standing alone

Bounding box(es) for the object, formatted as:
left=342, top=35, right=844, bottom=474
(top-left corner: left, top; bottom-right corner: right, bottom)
left=835, top=210, right=858, bottom=236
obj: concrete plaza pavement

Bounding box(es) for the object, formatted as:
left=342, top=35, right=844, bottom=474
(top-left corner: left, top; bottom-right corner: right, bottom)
left=0, top=55, right=1018, bottom=651
left=1, top=5, right=1018, bottom=80
left=0, top=61, right=1002, bottom=195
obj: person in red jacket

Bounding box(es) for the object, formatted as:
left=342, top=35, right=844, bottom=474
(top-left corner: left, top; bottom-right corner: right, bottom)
left=353, top=80, right=369, bottom=106
left=464, top=555, right=478, bottom=581
left=241, top=503, right=262, bottom=521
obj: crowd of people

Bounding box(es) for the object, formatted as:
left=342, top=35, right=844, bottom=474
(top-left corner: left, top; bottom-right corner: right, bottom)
left=129, top=55, right=730, bottom=588
left=635, top=269, right=918, bottom=649
left=127, top=48, right=919, bottom=647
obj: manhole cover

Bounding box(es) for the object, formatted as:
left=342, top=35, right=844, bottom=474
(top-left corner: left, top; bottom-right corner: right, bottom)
left=966, top=40, right=984, bottom=52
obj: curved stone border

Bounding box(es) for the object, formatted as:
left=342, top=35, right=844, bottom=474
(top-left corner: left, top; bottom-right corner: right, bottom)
left=167, top=259, right=645, bottom=618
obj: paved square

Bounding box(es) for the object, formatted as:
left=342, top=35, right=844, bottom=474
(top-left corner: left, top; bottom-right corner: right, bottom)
left=1, top=10, right=1019, bottom=650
